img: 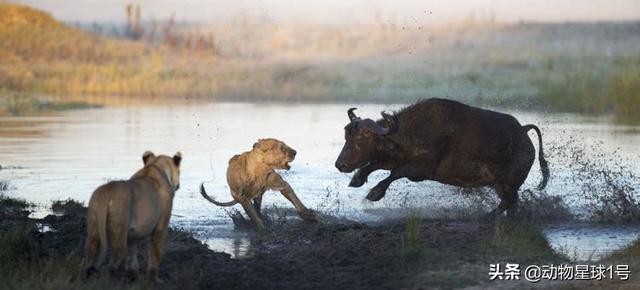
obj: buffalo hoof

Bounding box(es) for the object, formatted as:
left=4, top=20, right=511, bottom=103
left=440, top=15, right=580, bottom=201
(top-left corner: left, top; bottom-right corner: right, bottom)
left=349, top=174, right=367, bottom=187
left=366, top=186, right=386, bottom=201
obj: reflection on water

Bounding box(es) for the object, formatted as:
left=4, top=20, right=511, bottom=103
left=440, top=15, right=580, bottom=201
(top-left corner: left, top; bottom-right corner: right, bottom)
left=0, top=103, right=639, bottom=258
left=175, top=218, right=255, bottom=259
left=544, top=223, right=640, bottom=261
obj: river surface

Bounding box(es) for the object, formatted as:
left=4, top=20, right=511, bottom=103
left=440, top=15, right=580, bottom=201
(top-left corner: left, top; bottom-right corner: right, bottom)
left=1, top=103, right=639, bottom=261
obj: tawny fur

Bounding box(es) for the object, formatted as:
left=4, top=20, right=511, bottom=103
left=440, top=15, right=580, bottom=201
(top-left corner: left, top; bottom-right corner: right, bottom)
left=83, top=151, right=182, bottom=282
left=201, top=138, right=315, bottom=230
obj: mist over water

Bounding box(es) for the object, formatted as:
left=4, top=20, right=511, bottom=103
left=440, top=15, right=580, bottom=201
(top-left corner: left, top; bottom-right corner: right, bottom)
left=0, top=103, right=639, bottom=259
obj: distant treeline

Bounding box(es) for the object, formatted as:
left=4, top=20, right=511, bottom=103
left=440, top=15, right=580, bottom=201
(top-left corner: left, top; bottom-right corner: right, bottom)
left=0, top=3, right=639, bottom=118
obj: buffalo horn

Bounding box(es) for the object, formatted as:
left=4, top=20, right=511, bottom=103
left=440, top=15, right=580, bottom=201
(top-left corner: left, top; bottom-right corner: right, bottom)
left=347, top=107, right=358, bottom=122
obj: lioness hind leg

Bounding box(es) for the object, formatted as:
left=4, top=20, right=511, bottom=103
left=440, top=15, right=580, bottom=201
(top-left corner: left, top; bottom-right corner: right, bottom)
left=253, top=195, right=272, bottom=226
left=252, top=195, right=263, bottom=217
left=107, top=209, right=129, bottom=277
left=126, top=241, right=140, bottom=280
left=83, top=235, right=100, bottom=277
left=242, top=201, right=266, bottom=231
left=84, top=209, right=107, bottom=278
left=108, top=229, right=128, bottom=276
left=148, top=230, right=167, bottom=283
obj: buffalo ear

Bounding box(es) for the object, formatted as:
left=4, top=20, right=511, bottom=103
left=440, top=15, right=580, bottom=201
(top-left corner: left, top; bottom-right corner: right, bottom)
left=381, top=111, right=397, bottom=132
left=173, top=152, right=182, bottom=167
left=359, top=119, right=390, bottom=135
left=142, top=151, right=155, bottom=165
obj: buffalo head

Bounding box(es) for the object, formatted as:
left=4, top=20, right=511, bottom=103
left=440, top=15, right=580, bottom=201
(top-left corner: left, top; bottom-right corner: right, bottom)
left=335, top=108, right=395, bottom=173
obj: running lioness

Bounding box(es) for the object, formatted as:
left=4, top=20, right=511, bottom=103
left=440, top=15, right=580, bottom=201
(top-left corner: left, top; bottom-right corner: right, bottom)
left=200, top=138, right=316, bottom=230
left=84, top=151, right=182, bottom=282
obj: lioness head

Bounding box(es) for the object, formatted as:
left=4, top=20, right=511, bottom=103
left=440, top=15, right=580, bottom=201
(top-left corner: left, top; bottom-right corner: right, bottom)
left=252, top=138, right=296, bottom=170
left=142, top=151, right=182, bottom=190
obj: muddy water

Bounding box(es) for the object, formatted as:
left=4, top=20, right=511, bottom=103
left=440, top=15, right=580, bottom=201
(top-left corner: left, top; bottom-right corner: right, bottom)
left=0, top=103, right=639, bottom=259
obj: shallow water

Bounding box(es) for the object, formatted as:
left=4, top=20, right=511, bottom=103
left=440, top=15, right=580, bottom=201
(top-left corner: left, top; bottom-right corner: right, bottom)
left=544, top=223, right=640, bottom=261
left=0, top=103, right=639, bottom=259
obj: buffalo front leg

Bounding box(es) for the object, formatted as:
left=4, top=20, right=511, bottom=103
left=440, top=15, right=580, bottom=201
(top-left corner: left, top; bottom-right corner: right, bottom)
left=367, top=166, right=416, bottom=201
left=268, top=173, right=316, bottom=222
left=349, top=162, right=384, bottom=187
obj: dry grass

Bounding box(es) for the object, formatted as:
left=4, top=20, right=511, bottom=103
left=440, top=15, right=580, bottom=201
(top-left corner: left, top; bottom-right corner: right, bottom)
left=1, top=3, right=639, bottom=117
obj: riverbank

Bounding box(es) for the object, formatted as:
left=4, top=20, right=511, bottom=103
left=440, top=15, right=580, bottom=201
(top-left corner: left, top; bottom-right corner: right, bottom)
left=2, top=3, right=639, bottom=117
left=0, top=90, right=99, bottom=116
left=1, top=194, right=639, bottom=289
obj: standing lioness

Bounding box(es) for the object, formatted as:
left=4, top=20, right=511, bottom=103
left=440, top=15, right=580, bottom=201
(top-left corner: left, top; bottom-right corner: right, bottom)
left=84, top=151, right=182, bottom=282
left=200, top=138, right=316, bottom=230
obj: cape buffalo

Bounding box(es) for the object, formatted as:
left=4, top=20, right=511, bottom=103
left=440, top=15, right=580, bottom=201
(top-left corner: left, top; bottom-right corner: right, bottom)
left=334, top=98, right=549, bottom=217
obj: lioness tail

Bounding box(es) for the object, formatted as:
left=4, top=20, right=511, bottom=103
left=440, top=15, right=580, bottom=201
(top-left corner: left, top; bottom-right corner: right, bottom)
left=200, top=183, right=238, bottom=207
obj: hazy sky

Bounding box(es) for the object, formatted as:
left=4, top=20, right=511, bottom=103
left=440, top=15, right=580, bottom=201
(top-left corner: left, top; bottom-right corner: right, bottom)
left=14, top=0, right=640, bottom=24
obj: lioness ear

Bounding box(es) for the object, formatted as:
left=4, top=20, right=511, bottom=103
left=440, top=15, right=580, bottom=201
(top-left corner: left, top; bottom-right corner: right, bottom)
left=173, top=152, right=182, bottom=167
left=253, top=143, right=258, bottom=149
left=252, top=139, right=264, bottom=150
left=142, top=151, right=155, bottom=165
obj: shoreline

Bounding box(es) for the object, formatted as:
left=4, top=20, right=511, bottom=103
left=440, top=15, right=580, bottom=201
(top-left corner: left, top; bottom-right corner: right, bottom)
left=2, top=196, right=639, bottom=289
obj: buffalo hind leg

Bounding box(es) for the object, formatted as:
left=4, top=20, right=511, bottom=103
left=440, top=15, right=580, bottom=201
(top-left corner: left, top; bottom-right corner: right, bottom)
left=493, top=183, right=519, bottom=218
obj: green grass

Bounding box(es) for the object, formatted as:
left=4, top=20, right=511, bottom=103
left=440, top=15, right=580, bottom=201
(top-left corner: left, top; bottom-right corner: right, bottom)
left=0, top=222, right=151, bottom=290
left=0, top=194, right=30, bottom=209
left=399, top=218, right=569, bottom=289
left=535, top=56, right=640, bottom=115
left=397, top=213, right=425, bottom=264
left=50, top=199, right=85, bottom=216
left=0, top=90, right=39, bottom=116
left=605, top=238, right=640, bottom=263
left=0, top=89, right=96, bottom=116
left=481, top=219, right=564, bottom=262
left=0, top=223, right=40, bottom=265
left=0, top=220, right=208, bottom=289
